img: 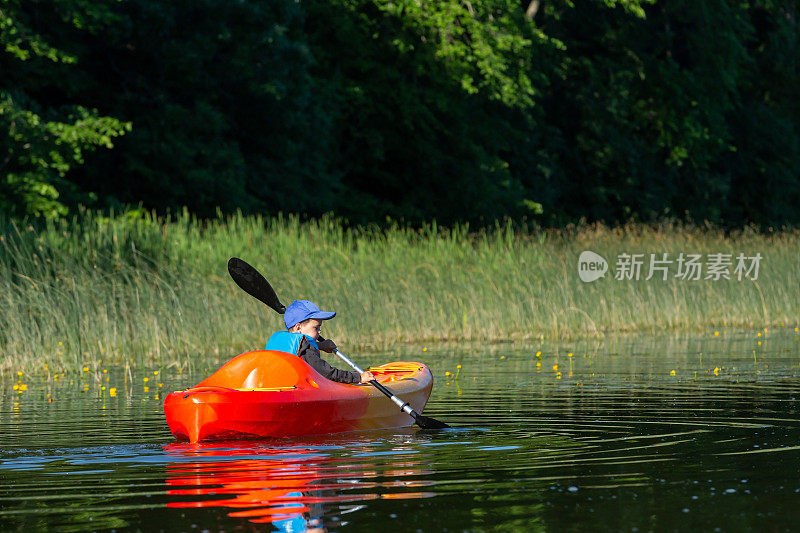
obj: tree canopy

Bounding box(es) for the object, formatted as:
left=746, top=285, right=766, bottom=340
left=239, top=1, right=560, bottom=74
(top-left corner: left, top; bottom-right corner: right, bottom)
left=2, top=0, right=798, bottom=227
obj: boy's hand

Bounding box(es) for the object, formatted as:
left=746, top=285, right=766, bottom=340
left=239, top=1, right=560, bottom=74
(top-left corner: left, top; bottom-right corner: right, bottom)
left=360, top=371, right=375, bottom=383
left=318, top=339, right=337, bottom=353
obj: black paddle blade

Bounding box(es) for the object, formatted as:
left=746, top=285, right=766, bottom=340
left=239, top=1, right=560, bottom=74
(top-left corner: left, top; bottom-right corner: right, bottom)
left=413, top=413, right=450, bottom=430
left=227, top=257, right=286, bottom=314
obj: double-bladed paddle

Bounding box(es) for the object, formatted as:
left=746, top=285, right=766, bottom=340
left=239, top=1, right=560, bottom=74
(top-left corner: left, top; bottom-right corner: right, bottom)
left=227, top=257, right=449, bottom=430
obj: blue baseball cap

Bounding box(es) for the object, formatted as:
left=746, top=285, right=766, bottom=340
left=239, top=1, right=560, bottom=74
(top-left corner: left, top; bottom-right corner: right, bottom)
left=284, top=300, right=336, bottom=329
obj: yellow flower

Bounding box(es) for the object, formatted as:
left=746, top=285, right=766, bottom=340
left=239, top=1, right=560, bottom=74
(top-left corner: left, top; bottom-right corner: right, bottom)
left=17, top=371, right=23, bottom=377
left=83, top=366, right=89, bottom=372
left=153, top=370, right=159, bottom=376
left=670, top=370, right=676, bottom=376
left=102, top=369, right=107, bottom=374
left=58, top=341, right=63, bottom=346
left=713, top=367, right=720, bottom=376
left=500, top=355, right=506, bottom=360
left=552, top=364, right=558, bottom=371
left=109, top=388, right=117, bottom=397
left=422, top=347, right=428, bottom=352
left=143, top=386, right=149, bottom=392
left=20, top=384, right=27, bottom=391
left=12, top=384, right=19, bottom=391
left=536, top=361, right=541, bottom=368
left=714, top=331, right=719, bottom=336
left=568, top=353, right=573, bottom=358
left=556, top=372, right=562, bottom=379
left=536, top=351, right=542, bottom=357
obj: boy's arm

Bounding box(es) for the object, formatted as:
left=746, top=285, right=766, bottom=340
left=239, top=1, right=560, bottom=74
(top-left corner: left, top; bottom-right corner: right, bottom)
left=298, top=338, right=361, bottom=384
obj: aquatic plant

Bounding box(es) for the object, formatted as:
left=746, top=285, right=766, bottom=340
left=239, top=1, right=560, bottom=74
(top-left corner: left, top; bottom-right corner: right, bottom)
left=1, top=211, right=798, bottom=371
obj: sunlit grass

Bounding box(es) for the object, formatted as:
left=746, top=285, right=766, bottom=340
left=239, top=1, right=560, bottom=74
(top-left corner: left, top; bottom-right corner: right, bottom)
left=1, top=210, right=798, bottom=371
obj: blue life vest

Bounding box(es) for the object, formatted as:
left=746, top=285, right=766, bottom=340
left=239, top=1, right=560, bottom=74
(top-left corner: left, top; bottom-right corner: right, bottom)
left=265, top=331, right=319, bottom=355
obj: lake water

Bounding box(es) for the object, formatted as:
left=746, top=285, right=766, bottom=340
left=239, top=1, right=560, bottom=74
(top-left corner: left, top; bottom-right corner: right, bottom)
left=2, top=328, right=800, bottom=531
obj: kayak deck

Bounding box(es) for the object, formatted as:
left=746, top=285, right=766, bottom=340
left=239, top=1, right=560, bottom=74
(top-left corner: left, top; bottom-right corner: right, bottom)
left=164, top=350, right=433, bottom=442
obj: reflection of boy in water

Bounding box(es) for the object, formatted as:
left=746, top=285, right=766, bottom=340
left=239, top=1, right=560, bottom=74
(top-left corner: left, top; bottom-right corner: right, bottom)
left=266, top=300, right=374, bottom=384
left=271, top=491, right=325, bottom=533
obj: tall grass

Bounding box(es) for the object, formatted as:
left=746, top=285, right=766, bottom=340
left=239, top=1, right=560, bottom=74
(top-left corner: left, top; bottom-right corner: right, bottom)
left=1, top=210, right=798, bottom=371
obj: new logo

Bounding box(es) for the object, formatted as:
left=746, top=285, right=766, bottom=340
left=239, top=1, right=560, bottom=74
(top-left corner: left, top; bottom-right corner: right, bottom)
left=578, top=251, right=608, bottom=283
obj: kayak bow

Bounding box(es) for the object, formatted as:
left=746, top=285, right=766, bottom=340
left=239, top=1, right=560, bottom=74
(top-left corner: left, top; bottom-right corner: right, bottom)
left=164, top=349, right=433, bottom=442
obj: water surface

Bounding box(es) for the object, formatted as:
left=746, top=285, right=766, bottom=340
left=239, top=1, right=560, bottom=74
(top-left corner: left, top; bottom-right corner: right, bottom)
left=3, top=328, right=800, bottom=531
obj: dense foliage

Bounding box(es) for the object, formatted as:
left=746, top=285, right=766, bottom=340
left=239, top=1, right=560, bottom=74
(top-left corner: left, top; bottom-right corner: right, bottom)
left=2, top=0, right=798, bottom=227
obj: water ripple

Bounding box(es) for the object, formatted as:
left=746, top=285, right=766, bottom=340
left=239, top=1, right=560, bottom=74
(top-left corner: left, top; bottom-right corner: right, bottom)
left=3, top=331, right=800, bottom=530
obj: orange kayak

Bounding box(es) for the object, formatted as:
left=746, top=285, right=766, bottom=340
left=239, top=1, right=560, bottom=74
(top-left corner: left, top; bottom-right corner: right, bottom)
left=163, top=350, right=433, bottom=442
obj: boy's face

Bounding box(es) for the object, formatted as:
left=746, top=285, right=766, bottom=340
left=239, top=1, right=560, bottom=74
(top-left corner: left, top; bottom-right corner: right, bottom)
left=295, top=318, right=323, bottom=340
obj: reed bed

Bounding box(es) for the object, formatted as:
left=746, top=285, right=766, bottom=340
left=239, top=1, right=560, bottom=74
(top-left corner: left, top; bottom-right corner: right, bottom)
left=1, top=210, right=798, bottom=372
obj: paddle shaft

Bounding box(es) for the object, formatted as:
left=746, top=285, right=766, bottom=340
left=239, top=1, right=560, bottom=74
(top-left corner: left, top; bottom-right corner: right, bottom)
left=331, top=347, right=418, bottom=417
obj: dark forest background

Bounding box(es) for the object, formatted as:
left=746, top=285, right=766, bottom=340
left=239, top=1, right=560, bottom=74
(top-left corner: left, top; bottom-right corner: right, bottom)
left=2, top=0, right=799, bottom=227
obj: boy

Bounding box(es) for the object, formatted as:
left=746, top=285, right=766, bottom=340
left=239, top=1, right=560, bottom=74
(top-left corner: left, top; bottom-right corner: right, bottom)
left=265, top=299, right=374, bottom=384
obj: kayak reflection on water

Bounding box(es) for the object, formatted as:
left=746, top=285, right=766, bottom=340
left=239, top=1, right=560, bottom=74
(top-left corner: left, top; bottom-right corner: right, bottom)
left=163, top=437, right=433, bottom=530
left=165, top=443, right=338, bottom=530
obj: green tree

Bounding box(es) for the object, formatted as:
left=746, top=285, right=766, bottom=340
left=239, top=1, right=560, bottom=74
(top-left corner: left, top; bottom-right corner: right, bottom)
left=527, top=0, right=800, bottom=227
left=0, top=0, right=129, bottom=217
left=67, top=0, right=334, bottom=217
left=302, top=0, right=553, bottom=224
